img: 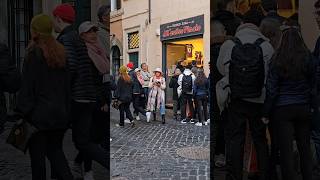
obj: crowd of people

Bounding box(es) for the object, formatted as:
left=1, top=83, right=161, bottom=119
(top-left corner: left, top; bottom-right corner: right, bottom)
left=0, top=3, right=110, bottom=180
left=112, top=62, right=211, bottom=127
left=212, top=0, right=320, bottom=180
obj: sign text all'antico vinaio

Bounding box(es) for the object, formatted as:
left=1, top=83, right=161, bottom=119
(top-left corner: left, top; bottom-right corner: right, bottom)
left=160, top=15, right=204, bottom=41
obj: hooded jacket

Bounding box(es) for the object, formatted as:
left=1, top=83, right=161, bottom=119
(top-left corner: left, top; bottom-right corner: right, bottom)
left=217, top=23, right=274, bottom=104
left=178, top=69, right=196, bottom=96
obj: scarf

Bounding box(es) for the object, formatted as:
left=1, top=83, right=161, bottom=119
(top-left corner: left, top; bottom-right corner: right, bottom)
left=147, top=77, right=164, bottom=111
left=85, top=41, right=109, bottom=74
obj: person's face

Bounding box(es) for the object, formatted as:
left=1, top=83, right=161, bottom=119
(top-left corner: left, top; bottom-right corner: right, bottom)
left=155, top=72, right=161, bottom=77
left=142, top=64, right=147, bottom=71
left=53, top=16, right=63, bottom=33
left=136, top=71, right=141, bottom=76
left=175, top=70, right=181, bottom=76
left=102, top=13, right=110, bottom=25
left=81, top=28, right=98, bottom=43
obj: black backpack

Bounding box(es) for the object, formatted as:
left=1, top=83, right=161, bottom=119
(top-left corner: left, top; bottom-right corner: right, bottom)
left=229, top=38, right=265, bottom=99
left=182, top=74, right=193, bottom=94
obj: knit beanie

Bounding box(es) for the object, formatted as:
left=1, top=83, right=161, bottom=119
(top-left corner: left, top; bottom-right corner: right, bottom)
left=119, top=66, right=128, bottom=74
left=127, top=62, right=134, bottom=69
left=53, top=3, right=76, bottom=23
left=31, top=14, right=53, bottom=36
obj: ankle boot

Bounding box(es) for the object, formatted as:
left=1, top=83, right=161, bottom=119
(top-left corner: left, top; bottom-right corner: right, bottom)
left=162, top=115, right=165, bottom=124
left=153, top=112, right=157, bottom=121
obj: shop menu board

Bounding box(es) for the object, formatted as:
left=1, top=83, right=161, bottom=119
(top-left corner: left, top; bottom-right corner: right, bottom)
left=160, top=15, right=204, bottom=41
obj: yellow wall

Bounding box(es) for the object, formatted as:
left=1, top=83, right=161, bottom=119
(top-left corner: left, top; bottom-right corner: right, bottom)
left=173, top=38, right=204, bottom=62
left=173, top=38, right=204, bottom=69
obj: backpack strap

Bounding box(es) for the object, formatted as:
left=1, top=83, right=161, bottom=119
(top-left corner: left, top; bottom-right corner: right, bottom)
left=254, top=38, right=265, bottom=46
left=232, top=37, right=242, bottom=46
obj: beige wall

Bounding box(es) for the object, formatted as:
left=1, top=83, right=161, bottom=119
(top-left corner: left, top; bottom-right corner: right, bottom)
left=121, top=0, right=210, bottom=75
left=300, top=0, right=320, bottom=51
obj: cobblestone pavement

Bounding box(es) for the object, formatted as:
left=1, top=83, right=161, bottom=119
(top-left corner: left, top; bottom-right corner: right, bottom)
left=0, top=123, right=107, bottom=180
left=110, top=108, right=211, bottom=180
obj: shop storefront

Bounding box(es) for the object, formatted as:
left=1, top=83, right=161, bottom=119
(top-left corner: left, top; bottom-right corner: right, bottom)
left=160, top=15, right=205, bottom=106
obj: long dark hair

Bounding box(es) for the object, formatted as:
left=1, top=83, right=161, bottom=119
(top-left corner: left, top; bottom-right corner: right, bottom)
left=195, top=68, right=207, bottom=86
left=271, top=25, right=311, bottom=80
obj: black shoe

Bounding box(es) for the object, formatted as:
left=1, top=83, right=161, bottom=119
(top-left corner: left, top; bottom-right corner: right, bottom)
left=131, top=120, right=135, bottom=127
left=162, top=115, right=165, bottom=124
left=153, top=113, right=157, bottom=121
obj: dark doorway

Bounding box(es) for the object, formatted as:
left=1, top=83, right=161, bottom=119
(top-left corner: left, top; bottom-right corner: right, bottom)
left=112, top=46, right=121, bottom=76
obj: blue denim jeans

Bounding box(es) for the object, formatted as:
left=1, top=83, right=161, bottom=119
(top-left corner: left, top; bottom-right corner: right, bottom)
left=160, top=103, right=166, bottom=115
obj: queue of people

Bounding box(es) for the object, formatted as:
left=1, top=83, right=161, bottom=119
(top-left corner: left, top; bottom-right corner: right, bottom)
left=0, top=3, right=110, bottom=180
left=112, top=61, right=211, bottom=128
left=212, top=0, right=320, bottom=180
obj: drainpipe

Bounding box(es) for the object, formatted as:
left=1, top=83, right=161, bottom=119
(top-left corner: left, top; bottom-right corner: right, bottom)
left=148, top=0, right=151, bottom=23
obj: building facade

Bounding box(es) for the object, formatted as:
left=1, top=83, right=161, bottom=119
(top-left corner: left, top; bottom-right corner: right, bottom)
left=110, top=0, right=210, bottom=105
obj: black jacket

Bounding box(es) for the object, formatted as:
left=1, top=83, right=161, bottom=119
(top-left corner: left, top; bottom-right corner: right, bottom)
left=16, top=46, right=70, bottom=130
left=169, top=75, right=179, bottom=100
left=132, top=73, right=143, bottom=94
left=263, top=55, right=318, bottom=118
left=57, top=25, right=105, bottom=103
left=213, top=10, right=242, bottom=36
left=0, top=43, right=21, bottom=124
left=114, top=77, right=133, bottom=103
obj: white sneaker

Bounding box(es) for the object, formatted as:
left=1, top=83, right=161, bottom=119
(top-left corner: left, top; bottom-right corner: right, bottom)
left=110, top=138, right=112, bottom=142
left=190, top=119, right=196, bottom=124
left=71, top=162, right=83, bottom=179
left=83, top=171, right=95, bottom=180
left=195, top=122, right=203, bottom=127
left=124, top=119, right=131, bottom=124
left=136, top=115, right=140, bottom=121
left=204, top=122, right=208, bottom=126
left=207, top=119, right=210, bottom=124
left=181, top=119, right=188, bottom=124
left=146, top=112, right=151, bottom=123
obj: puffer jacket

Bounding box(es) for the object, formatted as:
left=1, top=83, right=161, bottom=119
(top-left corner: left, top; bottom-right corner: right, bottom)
left=263, top=55, right=318, bottom=118
left=57, top=25, right=107, bottom=104
left=132, top=73, right=143, bottom=94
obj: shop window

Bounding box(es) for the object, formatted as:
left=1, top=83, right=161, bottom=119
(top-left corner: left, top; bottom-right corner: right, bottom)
left=128, top=31, right=139, bottom=49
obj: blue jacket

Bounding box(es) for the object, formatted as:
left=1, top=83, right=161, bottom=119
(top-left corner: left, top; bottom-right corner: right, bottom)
left=194, top=78, right=209, bottom=97
left=263, top=55, right=318, bottom=118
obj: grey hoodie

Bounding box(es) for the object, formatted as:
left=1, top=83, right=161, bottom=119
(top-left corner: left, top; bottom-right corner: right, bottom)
left=217, top=23, right=274, bottom=104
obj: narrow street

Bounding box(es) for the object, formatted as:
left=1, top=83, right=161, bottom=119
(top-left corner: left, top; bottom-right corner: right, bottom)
left=110, top=108, right=210, bottom=180
left=0, top=123, right=107, bottom=180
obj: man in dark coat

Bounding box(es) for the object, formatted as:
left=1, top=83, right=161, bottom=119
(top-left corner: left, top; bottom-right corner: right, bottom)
left=0, top=43, right=21, bottom=134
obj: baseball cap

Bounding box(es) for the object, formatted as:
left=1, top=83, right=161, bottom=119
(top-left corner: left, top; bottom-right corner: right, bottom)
left=78, top=21, right=98, bottom=35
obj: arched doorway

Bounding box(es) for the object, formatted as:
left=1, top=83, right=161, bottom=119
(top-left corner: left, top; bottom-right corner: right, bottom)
left=112, top=46, right=121, bottom=77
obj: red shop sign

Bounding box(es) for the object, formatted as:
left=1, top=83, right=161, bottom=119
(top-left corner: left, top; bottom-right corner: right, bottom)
left=160, top=15, right=204, bottom=41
